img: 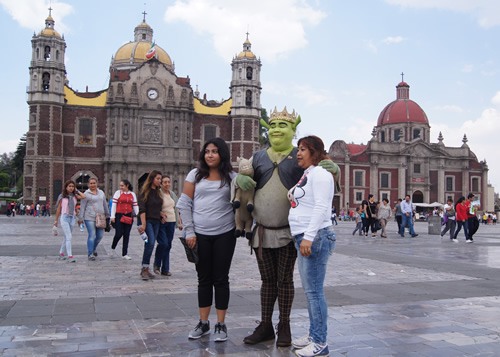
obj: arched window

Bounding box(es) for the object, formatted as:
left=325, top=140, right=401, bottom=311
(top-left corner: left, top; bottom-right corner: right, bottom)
left=246, top=66, right=253, bottom=80
left=44, top=46, right=51, bottom=60
left=245, top=90, right=252, bottom=107
left=42, top=72, right=50, bottom=91
left=380, top=131, right=386, bottom=143
left=413, top=128, right=421, bottom=139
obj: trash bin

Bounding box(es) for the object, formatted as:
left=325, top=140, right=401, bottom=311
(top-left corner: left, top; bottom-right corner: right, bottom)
left=428, top=216, right=441, bottom=235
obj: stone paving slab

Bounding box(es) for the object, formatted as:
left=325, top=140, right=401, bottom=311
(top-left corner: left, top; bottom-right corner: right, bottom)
left=0, top=216, right=499, bottom=356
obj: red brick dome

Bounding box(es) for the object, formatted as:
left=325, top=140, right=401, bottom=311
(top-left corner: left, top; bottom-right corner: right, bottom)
left=377, top=81, right=429, bottom=126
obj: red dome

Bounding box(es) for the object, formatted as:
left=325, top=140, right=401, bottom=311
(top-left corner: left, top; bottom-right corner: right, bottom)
left=377, top=99, right=429, bottom=126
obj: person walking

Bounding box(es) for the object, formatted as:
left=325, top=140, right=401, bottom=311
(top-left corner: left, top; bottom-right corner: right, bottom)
left=394, top=198, right=403, bottom=233
left=466, top=193, right=479, bottom=243
left=177, top=138, right=237, bottom=342
left=352, top=206, right=363, bottom=236
left=54, top=180, right=85, bottom=262
left=377, top=198, right=392, bottom=238
left=137, top=170, right=163, bottom=280
left=441, top=198, right=456, bottom=241
left=78, top=177, right=110, bottom=261
left=330, top=205, right=338, bottom=225
left=153, top=175, right=182, bottom=276
left=399, top=194, right=418, bottom=238
left=288, top=136, right=335, bottom=357
left=110, top=179, right=139, bottom=260
left=366, top=194, right=379, bottom=237
left=453, top=196, right=468, bottom=242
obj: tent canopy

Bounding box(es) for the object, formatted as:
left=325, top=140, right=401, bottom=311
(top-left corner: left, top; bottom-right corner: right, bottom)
left=413, top=202, right=444, bottom=208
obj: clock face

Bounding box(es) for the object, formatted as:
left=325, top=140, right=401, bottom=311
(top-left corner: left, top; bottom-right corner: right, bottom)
left=147, top=89, right=158, bottom=100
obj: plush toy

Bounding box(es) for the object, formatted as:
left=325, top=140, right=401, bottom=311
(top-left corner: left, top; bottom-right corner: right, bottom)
left=232, top=157, right=254, bottom=239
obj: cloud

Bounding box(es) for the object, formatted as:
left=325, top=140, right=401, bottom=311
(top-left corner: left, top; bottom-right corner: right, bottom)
left=164, top=0, right=326, bottom=62
left=364, top=40, right=378, bottom=53
left=461, top=64, right=474, bottom=73
left=383, top=36, right=405, bottom=45
left=431, top=102, right=500, bottom=189
left=265, top=81, right=334, bottom=106
left=385, top=0, right=500, bottom=28
left=0, top=0, right=73, bottom=33
left=492, top=91, right=500, bottom=106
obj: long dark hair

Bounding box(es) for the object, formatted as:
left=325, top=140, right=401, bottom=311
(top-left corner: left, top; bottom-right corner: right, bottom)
left=62, top=180, right=76, bottom=198
left=121, top=179, right=133, bottom=192
left=140, top=170, right=162, bottom=202
left=455, top=196, right=465, bottom=210
left=297, top=135, right=328, bottom=166
left=195, top=137, right=232, bottom=187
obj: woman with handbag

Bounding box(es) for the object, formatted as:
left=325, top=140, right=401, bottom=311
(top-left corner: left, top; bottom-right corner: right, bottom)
left=54, top=180, right=86, bottom=262
left=137, top=170, right=163, bottom=280
left=78, top=177, right=110, bottom=261
left=110, top=179, right=139, bottom=260
left=441, top=198, right=456, bottom=240
left=153, top=175, right=183, bottom=276
left=177, top=137, right=236, bottom=342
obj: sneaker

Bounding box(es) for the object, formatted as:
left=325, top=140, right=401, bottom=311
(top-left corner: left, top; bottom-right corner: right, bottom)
left=213, top=322, right=228, bottom=342
left=140, top=267, right=150, bottom=280
left=93, top=250, right=98, bottom=257
left=188, top=320, right=210, bottom=339
left=452, top=239, right=458, bottom=243
left=411, top=234, right=419, bottom=237
left=243, top=321, right=275, bottom=344
left=292, top=334, right=312, bottom=349
left=161, top=271, right=172, bottom=276
left=58, top=253, right=67, bottom=260
left=466, top=239, right=473, bottom=243
left=295, top=341, right=329, bottom=356
left=68, top=256, right=77, bottom=263
left=88, top=255, right=96, bottom=261
left=122, top=255, right=132, bottom=260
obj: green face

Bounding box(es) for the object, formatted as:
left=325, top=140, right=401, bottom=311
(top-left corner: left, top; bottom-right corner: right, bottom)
left=268, top=120, right=295, bottom=153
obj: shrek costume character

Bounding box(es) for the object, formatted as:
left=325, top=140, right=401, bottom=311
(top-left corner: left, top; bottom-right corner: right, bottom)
left=240, top=107, right=340, bottom=347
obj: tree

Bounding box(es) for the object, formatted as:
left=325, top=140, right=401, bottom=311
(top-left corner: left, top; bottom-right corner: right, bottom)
left=12, top=134, right=26, bottom=175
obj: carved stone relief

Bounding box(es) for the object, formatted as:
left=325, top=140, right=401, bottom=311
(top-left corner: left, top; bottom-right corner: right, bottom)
left=142, top=119, right=161, bottom=143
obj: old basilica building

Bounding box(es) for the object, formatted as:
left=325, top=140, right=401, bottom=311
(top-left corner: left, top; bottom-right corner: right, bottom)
left=24, top=12, right=262, bottom=205
left=329, top=80, right=491, bottom=211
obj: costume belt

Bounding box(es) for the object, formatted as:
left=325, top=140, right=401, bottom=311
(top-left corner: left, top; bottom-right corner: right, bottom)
left=252, top=223, right=290, bottom=260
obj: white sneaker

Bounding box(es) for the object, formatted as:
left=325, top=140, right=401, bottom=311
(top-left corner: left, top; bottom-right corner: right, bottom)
left=292, top=334, right=312, bottom=349
left=295, top=341, right=329, bottom=356
left=452, top=239, right=458, bottom=243
left=123, top=255, right=132, bottom=260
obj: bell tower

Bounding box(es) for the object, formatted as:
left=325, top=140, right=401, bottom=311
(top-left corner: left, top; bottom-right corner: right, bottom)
left=229, top=33, right=262, bottom=161
left=24, top=8, right=67, bottom=206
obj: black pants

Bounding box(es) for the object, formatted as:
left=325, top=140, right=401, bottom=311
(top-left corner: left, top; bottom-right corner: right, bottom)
left=195, top=229, right=236, bottom=310
left=111, top=213, right=133, bottom=256
left=467, top=216, right=479, bottom=240
left=396, top=215, right=402, bottom=232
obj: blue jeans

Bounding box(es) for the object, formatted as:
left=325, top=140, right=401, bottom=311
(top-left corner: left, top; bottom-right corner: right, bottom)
left=400, top=214, right=416, bottom=236
left=154, top=222, right=176, bottom=273
left=142, top=219, right=161, bottom=267
left=294, top=226, right=336, bottom=344
left=59, top=214, right=75, bottom=256
left=85, top=219, right=105, bottom=256
left=454, top=220, right=469, bottom=240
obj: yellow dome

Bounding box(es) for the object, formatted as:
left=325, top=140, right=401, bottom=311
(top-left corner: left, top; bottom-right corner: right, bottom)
left=113, top=41, right=173, bottom=68
left=39, top=28, right=61, bottom=38
left=237, top=50, right=256, bottom=59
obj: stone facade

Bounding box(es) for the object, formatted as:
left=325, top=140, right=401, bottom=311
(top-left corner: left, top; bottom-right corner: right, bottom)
left=24, top=13, right=262, bottom=206
left=329, top=81, right=489, bottom=211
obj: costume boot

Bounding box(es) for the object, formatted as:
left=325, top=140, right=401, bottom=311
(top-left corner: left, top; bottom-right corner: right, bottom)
left=243, top=321, right=275, bottom=344
left=276, top=320, right=291, bottom=347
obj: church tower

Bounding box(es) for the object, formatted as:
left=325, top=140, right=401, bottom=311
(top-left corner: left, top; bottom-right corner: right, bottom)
left=24, top=8, right=67, bottom=205
left=229, top=34, right=262, bottom=161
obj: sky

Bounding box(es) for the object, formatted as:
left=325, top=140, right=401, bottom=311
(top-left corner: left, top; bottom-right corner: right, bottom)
left=1, top=0, right=499, bottom=191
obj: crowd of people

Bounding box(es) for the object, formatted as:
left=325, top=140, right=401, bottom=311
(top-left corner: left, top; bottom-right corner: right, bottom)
left=5, top=201, right=51, bottom=216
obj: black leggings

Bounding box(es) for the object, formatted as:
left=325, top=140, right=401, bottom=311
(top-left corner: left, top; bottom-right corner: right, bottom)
left=111, top=213, right=133, bottom=256
left=195, top=229, right=236, bottom=310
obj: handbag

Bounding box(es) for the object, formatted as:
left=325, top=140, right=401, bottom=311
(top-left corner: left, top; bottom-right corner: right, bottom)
left=96, top=213, right=107, bottom=228
left=120, top=214, right=133, bottom=225
left=179, top=236, right=199, bottom=264
left=374, top=219, right=382, bottom=231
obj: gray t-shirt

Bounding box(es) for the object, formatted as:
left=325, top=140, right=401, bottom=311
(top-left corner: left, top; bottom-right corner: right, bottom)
left=185, top=169, right=236, bottom=235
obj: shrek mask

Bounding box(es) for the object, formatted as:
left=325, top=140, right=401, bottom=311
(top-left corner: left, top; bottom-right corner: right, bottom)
left=261, top=107, right=301, bottom=153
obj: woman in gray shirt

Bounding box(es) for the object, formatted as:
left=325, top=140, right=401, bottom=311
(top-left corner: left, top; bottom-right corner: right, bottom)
left=177, top=137, right=236, bottom=343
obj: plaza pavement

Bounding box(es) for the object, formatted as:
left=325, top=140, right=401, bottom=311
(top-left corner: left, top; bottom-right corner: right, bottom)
left=0, top=215, right=499, bottom=356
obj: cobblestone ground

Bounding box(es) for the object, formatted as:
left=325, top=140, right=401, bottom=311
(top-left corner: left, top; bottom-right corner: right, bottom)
left=0, top=215, right=499, bottom=356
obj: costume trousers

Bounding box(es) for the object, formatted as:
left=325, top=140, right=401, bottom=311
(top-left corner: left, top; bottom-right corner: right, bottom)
left=253, top=241, right=297, bottom=323
left=195, top=229, right=236, bottom=310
